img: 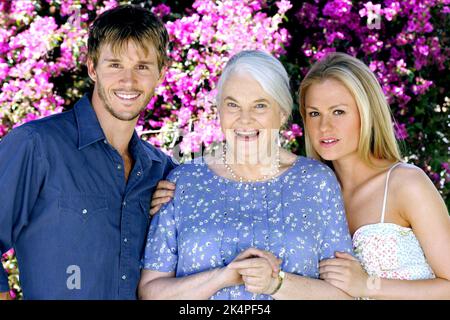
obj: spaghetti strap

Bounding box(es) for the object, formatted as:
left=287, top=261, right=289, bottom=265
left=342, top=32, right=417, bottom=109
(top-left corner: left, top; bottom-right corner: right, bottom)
left=380, top=162, right=403, bottom=223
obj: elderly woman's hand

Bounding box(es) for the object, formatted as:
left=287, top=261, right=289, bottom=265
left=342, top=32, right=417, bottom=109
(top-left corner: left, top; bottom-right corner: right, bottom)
left=227, top=248, right=281, bottom=295
left=150, top=180, right=176, bottom=215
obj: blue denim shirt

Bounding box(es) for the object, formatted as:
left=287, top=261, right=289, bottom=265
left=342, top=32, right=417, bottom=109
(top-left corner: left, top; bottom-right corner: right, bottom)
left=0, top=94, right=177, bottom=299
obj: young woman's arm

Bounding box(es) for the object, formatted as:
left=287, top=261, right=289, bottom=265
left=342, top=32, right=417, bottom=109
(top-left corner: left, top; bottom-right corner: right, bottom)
left=320, top=167, right=450, bottom=299
left=273, top=273, right=353, bottom=299
left=228, top=253, right=353, bottom=300
left=368, top=167, right=450, bottom=299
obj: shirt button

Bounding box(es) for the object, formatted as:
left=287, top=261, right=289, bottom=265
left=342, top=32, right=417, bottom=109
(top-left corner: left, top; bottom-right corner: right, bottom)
left=137, top=171, right=142, bottom=177
left=122, top=275, right=127, bottom=280
left=82, top=209, right=88, bottom=215
left=122, top=201, right=127, bottom=207
left=117, top=164, right=122, bottom=170
left=103, top=139, right=108, bottom=144
left=123, top=238, right=128, bottom=243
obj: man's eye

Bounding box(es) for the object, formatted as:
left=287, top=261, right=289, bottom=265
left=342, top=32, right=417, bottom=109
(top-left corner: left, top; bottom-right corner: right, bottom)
left=308, top=111, right=319, bottom=117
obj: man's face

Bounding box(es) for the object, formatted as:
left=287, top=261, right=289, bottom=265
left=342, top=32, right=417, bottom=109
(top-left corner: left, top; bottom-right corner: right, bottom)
left=87, top=40, right=163, bottom=121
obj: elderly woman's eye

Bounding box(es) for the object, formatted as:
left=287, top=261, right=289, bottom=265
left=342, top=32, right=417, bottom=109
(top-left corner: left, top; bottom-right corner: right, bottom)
left=255, top=104, right=267, bottom=109
left=227, top=102, right=238, bottom=108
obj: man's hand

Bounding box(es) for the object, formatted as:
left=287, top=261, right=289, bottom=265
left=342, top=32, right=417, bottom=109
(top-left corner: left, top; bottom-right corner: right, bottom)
left=0, top=291, right=12, bottom=300
left=150, top=180, right=176, bottom=215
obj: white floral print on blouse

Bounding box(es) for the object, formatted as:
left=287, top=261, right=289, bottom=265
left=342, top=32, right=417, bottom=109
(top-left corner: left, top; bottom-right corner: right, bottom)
left=143, top=156, right=353, bottom=300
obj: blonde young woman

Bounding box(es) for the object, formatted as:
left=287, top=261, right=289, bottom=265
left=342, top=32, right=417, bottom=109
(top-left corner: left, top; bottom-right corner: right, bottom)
left=299, top=52, right=450, bottom=299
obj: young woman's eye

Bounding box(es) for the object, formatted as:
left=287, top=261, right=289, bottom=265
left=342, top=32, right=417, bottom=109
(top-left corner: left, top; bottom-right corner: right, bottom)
left=308, top=111, right=319, bottom=117
left=333, top=109, right=345, bottom=115
left=110, top=63, right=120, bottom=68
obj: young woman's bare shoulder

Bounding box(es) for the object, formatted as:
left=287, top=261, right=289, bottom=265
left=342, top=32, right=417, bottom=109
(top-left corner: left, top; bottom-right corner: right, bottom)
left=390, top=163, right=432, bottom=192
left=390, top=163, right=445, bottom=220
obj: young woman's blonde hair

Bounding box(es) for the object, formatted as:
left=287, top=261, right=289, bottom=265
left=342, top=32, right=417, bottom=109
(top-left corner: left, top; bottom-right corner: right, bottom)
left=298, top=52, right=402, bottom=166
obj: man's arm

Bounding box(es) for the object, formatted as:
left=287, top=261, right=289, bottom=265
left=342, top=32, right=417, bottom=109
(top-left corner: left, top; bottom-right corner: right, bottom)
left=0, top=126, right=48, bottom=299
left=149, top=152, right=178, bottom=215
left=150, top=180, right=175, bottom=215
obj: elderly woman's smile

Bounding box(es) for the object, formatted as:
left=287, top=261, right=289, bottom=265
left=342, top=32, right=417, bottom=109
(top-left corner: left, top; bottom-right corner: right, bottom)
left=234, top=129, right=259, bottom=141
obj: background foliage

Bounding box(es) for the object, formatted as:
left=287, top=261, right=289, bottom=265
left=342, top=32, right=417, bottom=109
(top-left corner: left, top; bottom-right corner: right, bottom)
left=0, top=0, right=448, bottom=300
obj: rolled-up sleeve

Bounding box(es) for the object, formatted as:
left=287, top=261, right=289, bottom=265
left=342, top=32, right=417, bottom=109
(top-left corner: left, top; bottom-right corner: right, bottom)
left=0, top=127, right=48, bottom=291
left=319, top=171, right=354, bottom=260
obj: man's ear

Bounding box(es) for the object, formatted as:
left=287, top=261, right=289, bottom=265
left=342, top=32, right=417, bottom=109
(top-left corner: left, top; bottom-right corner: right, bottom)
left=157, top=66, right=167, bottom=86
left=87, top=58, right=97, bottom=83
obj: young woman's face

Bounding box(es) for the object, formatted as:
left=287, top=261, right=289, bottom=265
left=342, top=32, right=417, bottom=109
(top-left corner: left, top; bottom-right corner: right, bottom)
left=304, top=78, right=361, bottom=162
left=218, top=72, right=286, bottom=160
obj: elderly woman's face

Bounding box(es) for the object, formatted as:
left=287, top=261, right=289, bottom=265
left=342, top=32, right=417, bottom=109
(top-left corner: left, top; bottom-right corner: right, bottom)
left=218, top=72, right=286, bottom=157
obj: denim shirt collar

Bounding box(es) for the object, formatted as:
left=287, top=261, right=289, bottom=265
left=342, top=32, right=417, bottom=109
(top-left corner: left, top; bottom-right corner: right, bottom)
left=74, top=93, right=162, bottom=163
left=74, top=93, right=106, bottom=150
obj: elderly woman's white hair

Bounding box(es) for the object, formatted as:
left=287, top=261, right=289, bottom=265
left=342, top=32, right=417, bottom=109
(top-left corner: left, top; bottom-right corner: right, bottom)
left=215, top=50, right=293, bottom=120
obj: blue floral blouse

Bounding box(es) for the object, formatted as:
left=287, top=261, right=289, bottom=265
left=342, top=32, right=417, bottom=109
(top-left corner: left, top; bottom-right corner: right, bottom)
left=143, top=156, right=353, bottom=300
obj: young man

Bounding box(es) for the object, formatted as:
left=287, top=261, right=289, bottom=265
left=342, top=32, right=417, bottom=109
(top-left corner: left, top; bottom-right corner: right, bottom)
left=0, top=5, right=177, bottom=299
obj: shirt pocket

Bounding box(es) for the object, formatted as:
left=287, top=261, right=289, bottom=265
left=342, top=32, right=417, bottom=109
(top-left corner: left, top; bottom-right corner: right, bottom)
left=58, top=194, right=108, bottom=223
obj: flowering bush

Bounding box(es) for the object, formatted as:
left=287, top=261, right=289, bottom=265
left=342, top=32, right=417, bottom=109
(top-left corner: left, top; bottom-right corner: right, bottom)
left=140, top=0, right=295, bottom=158
left=286, top=0, right=449, bottom=201
left=1, top=249, right=19, bottom=299
left=0, top=0, right=448, bottom=299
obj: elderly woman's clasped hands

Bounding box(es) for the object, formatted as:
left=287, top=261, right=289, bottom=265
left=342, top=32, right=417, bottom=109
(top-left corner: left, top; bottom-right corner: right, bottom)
left=225, top=248, right=282, bottom=295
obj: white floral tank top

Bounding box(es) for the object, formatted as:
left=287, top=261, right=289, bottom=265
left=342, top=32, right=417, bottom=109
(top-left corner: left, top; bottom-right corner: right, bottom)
left=352, top=163, right=435, bottom=280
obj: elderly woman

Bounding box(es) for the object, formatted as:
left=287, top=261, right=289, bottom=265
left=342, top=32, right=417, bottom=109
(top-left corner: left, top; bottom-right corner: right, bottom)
left=138, top=50, right=353, bottom=300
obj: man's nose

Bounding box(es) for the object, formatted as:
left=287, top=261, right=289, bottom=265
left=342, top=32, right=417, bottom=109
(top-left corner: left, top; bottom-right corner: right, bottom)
left=119, top=69, right=137, bottom=86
